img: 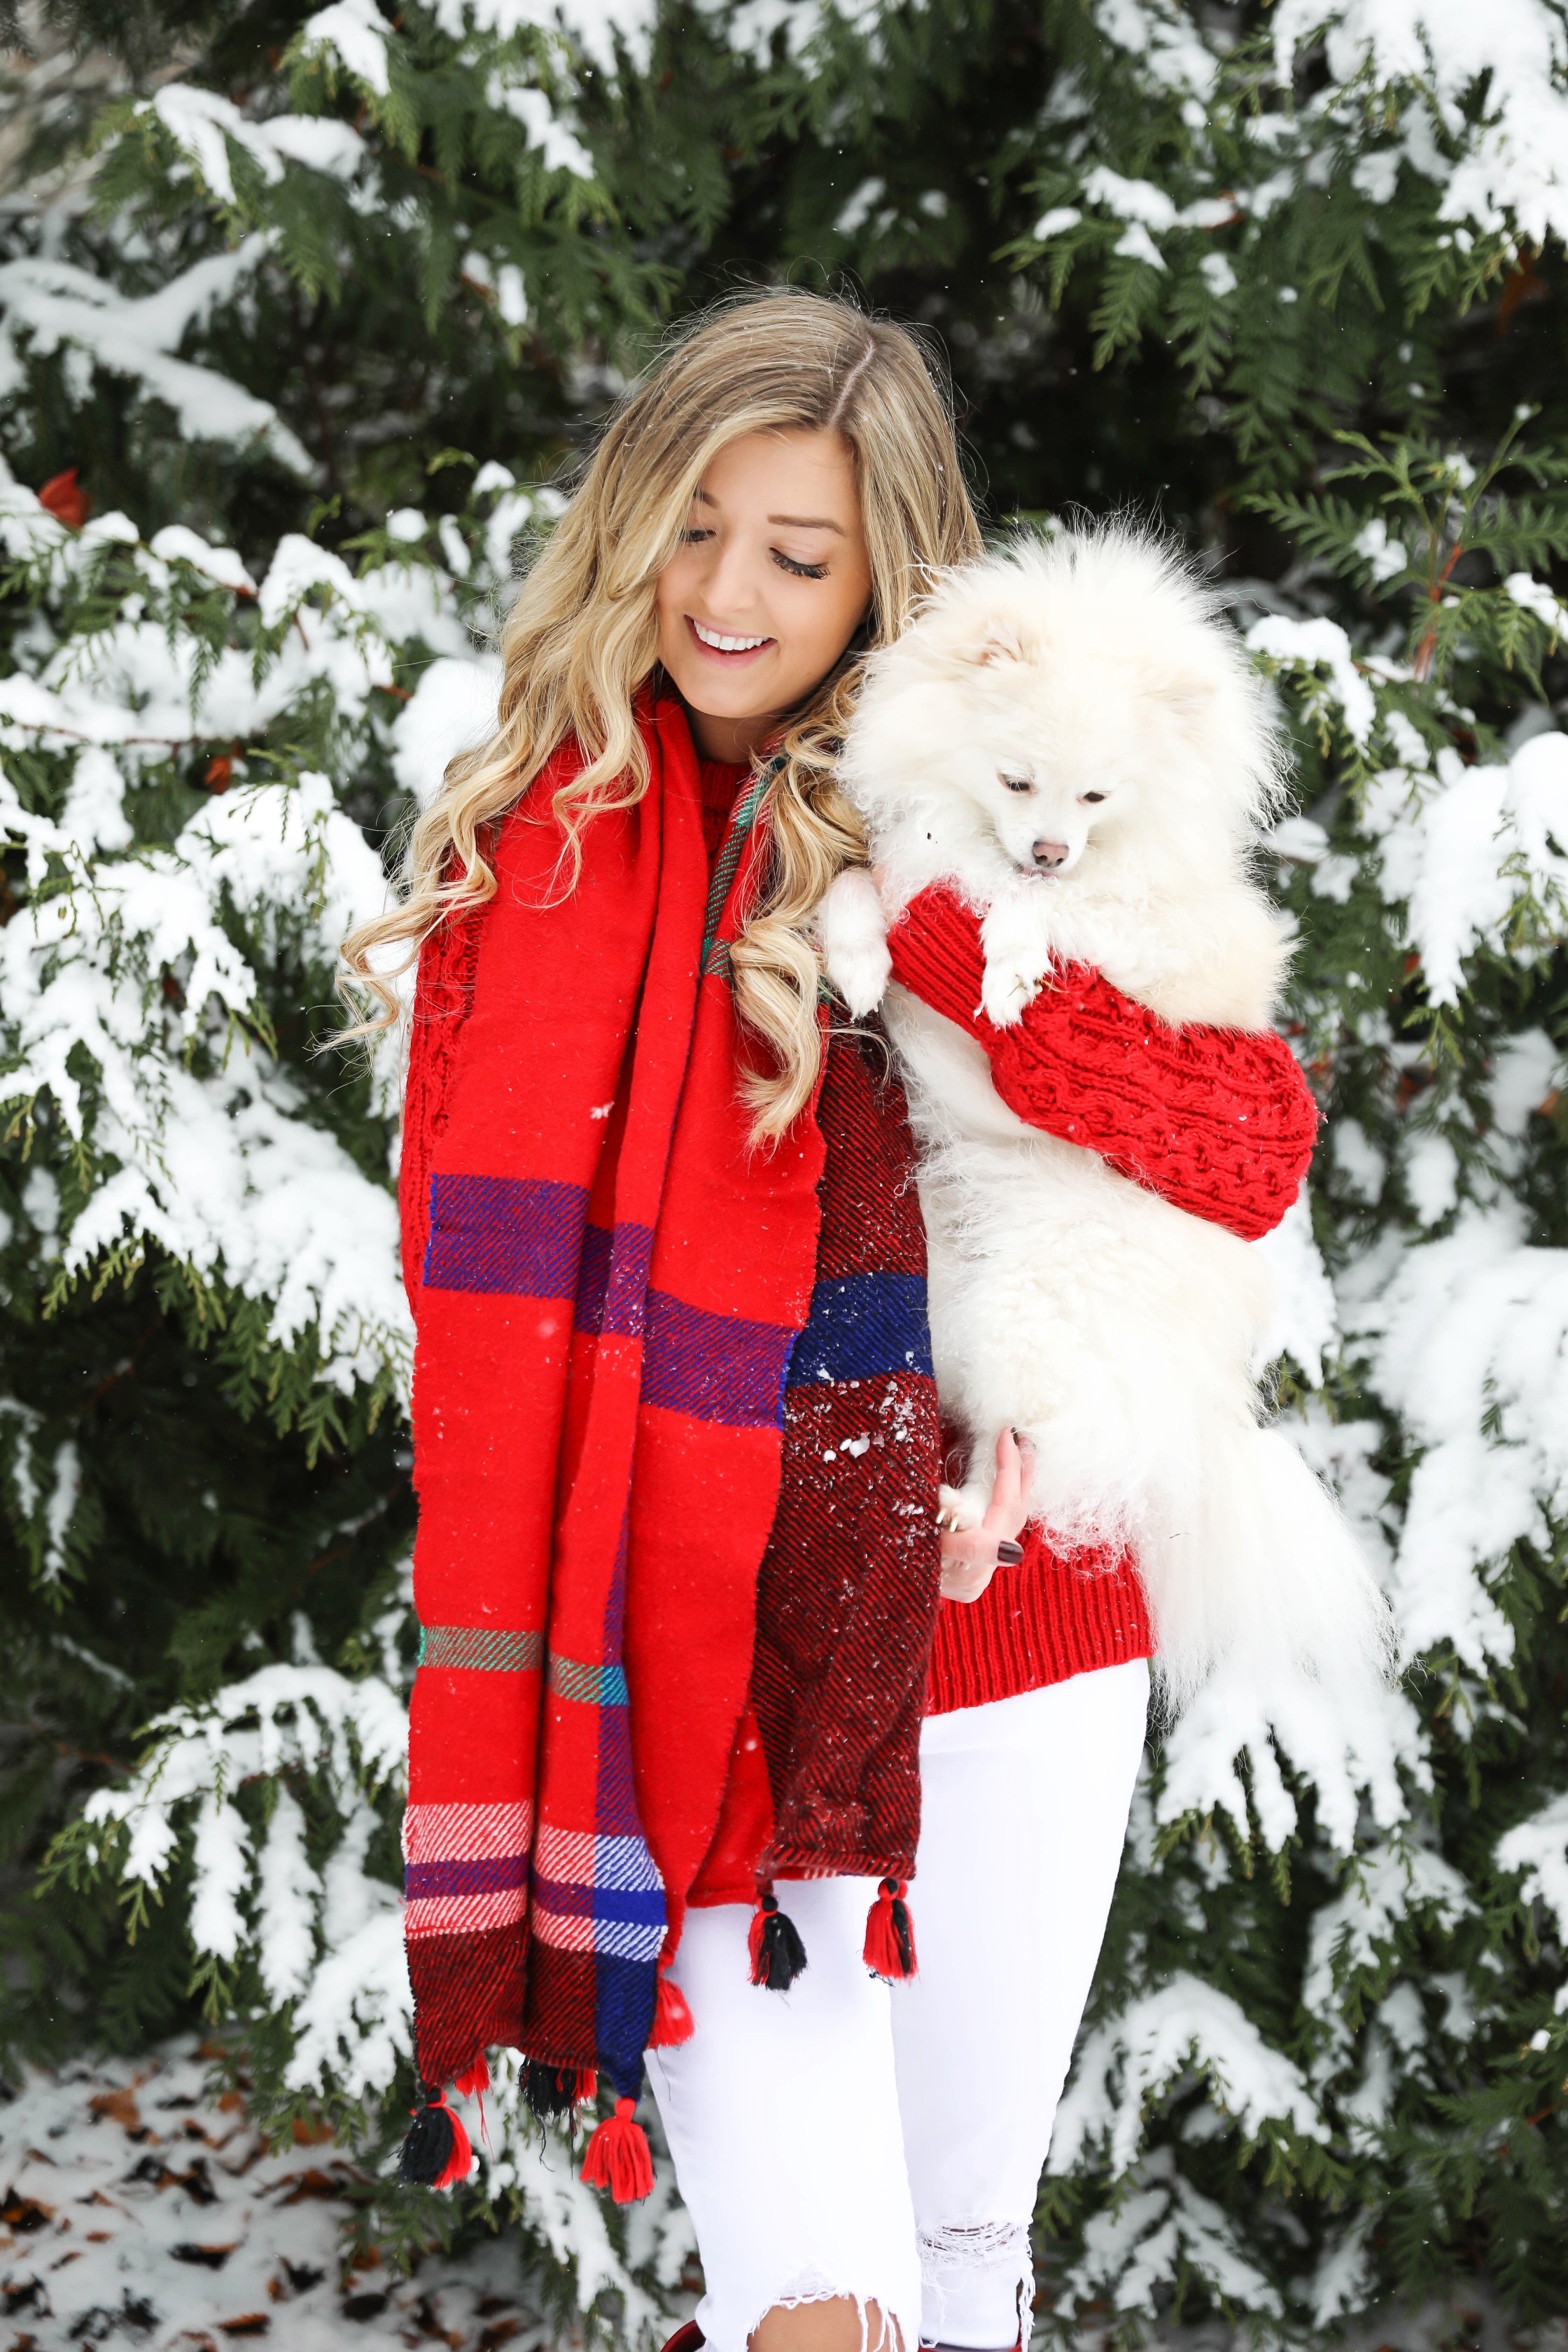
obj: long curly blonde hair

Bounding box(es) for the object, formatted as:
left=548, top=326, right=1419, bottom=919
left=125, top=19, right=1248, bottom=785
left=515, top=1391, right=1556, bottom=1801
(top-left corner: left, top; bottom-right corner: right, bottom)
left=340, top=288, right=981, bottom=1136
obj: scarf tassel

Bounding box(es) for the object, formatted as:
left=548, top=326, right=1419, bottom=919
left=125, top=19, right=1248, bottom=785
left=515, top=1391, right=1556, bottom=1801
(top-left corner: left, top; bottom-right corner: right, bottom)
left=580, top=2096, right=654, bottom=2204
left=398, top=2086, right=473, bottom=2190
left=748, top=1886, right=808, bottom=1990
left=522, top=2059, right=598, bottom=2122
left=454, top=2053, right=491, bottom=2149
left=649, top=1966, right=695, bottom=2048
left=864, top=1877, right=918, bottom=1981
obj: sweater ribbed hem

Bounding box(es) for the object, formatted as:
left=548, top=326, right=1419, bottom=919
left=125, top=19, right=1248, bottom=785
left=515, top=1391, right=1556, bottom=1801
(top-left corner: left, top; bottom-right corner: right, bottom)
left=924, top=1534, right=1154, bottom=1716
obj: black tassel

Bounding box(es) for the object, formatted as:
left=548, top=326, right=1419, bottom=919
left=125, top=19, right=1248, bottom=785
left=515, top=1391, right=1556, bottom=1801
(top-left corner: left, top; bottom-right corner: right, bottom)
left=398, top=2089, right=458, bottom=2185
left=889, top=1888, right=916, bottom=1978
left=522, top=2059, right=589, bottom=2122
left=748, top=1888, right=808, bottom=1990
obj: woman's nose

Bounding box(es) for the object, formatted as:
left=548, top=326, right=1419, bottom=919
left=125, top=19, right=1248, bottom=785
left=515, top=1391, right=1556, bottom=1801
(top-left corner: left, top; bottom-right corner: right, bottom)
left=704, top=538, right=762, bottom=617
left=1031, top=839, right=1069, bottom=871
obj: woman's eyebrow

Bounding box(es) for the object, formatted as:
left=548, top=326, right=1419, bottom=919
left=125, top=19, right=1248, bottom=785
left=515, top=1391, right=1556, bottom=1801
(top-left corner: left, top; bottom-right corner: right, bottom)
left=690, top=489, right=844, bottom=534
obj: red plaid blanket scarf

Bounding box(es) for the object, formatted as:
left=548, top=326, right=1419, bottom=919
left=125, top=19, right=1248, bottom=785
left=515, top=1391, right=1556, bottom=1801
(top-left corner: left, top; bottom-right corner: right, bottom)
left=398, top=694, right=941, bottom=2186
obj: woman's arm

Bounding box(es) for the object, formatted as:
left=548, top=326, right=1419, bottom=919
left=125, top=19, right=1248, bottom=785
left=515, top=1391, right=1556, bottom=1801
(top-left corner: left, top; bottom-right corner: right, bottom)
left=885, top=886, right=1320, bottom=1243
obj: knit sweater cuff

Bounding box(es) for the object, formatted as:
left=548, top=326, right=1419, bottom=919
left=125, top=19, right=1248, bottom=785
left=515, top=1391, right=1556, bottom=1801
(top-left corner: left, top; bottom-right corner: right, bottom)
left=886, top=886, right=1321, bottom=1243
left=886, top=888, right=989, bottom=1039
left=925, top=1534, right=1154, bottom=1715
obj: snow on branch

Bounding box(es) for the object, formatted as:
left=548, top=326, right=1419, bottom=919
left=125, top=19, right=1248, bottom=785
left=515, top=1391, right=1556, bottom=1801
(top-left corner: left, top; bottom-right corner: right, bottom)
left=0, top=481, right=528, bottom=1398
left=1351, top=1205, right=1568, bottom=1670
left=0, top=242, right=310, bottom=471
left=1065, top=2146, right=1283, bottom=2318
left=139, top=85, right=368, bottom=200
left=1051, top=1973, right=1326, bottom=2180
left=81, top=1656, right=409, bottom=1876
left=296, top=0, right=395, bottom=94
left=1495, top=1789, right=1568, bottom=1945
left=1359, top=734, right=1568, bottom=1004
left=72, top=1649, right=414, bottom=2098
left=1271, top=0, right=1568, bottom=249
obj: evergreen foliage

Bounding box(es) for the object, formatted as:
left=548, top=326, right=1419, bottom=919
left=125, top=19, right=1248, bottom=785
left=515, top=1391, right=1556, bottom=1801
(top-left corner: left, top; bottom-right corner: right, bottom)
left=3, top=0, right=1567, bottom=2334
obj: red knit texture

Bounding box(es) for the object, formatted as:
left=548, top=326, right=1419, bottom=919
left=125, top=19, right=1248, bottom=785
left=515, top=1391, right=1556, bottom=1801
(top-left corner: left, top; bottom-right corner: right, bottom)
left=925, top=1532, right=1152, bottom=1716
left=886, top=887, right=1320, bottom=1244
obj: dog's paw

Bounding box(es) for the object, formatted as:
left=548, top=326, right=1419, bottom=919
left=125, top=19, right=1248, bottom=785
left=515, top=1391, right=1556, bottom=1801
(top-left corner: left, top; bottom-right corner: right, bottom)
left=979, top=889, right=1054, bottom=1028
left=826, top=935, right=893, bottom=1016
left=819, top=868, right=892, bottom=1015
left=979, top=953, right=1046, bottom=1028
left=937, top=1480, right=988, bottom=1533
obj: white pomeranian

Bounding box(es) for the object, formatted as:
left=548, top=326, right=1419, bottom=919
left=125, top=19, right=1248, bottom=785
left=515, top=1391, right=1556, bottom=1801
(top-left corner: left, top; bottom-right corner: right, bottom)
left=819, top=525, right=1392, bottom=1709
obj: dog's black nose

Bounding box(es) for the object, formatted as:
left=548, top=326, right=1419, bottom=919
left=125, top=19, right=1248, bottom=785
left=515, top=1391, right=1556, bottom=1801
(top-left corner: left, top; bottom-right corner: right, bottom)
left=1032, top=839, right=1069, bottom=871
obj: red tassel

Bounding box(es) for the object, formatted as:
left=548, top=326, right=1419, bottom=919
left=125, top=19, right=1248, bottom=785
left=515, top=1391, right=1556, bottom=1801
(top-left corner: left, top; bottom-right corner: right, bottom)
left=580, top=2096, right=654, bottom=2204
left=453, top=2053, right=491, bottom=2150
left=649, top=1970, right=694, bottom=2048
left=433, top=2096, right=474, bottom=2190
left=573, top=2065, right=598, bottom=2106
left=864, top=1878, right=918, bottom=1981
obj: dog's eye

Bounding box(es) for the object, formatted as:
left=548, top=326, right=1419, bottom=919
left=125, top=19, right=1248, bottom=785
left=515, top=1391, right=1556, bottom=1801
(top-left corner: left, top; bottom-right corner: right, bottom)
left=1081, top=791, right=1107, bottom=804
left=1000, top=774, right=1034, bottom=794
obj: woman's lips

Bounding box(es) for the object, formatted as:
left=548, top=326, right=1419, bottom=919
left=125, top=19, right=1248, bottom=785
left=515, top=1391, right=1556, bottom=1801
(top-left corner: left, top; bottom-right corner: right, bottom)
left=685, top=615, right=775, bottom=666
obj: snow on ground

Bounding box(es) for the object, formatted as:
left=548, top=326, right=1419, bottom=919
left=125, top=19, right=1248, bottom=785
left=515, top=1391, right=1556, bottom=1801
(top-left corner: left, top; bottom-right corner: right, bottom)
left=0, top=2039, right=560, bottom=2350
left=6, top=2041, right=1568, bottom=2352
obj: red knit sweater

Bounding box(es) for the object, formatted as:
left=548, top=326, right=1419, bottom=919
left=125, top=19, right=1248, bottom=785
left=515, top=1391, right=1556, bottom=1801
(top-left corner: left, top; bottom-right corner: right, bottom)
left=693, top=762, right=1320, bottom=1735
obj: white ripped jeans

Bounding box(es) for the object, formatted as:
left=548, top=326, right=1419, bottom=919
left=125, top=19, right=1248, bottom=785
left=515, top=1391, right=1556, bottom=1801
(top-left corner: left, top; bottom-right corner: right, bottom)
left=645, top=1660, right=1150, bottom=2352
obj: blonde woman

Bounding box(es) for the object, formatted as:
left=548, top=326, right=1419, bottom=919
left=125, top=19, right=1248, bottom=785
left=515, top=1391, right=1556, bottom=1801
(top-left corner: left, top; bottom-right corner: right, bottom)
left=344, top=291, right=1317, bottom=2352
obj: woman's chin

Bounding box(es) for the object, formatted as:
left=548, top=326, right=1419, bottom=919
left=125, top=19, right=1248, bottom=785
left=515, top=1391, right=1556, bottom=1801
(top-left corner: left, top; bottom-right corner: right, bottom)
left=670, top=662, right=777, bottom=714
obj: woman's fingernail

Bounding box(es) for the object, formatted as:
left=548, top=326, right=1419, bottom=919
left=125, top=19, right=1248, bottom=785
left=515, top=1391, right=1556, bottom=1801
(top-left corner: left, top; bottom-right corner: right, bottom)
left=997, top=1539, right=1025, bottom=1565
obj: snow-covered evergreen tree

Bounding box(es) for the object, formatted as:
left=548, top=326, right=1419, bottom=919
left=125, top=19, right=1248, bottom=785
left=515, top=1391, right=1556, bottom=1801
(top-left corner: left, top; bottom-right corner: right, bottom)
left=4, top=0, right=1567, bottom=2332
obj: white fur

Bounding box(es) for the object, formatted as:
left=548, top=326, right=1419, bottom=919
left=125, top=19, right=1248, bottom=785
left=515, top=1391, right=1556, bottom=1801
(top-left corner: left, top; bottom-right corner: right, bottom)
left=822, top=526, right=1393, bottom=1712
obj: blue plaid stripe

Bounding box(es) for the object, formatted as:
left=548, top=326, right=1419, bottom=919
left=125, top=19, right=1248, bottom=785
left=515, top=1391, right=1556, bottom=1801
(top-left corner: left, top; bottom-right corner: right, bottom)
left=533, top=1875, right=665, bottom=1924
left=542, top=1905, right=665, bottom=1964
left=641, top=1289, right=796, bottom=1427
left=405, top=1852, right=528, bottom=1900
left=533, top=1828, right=666, bottom=1968
left=596, top=1952, right=664, bottom=2083
left=574, top=1219, right=655, bottom=1338
left=548, top=1654, right=629, bottom=1707
left=789, top=1272, right=935, bottom=1387
left=424, top=1173, right=588, bottom=1297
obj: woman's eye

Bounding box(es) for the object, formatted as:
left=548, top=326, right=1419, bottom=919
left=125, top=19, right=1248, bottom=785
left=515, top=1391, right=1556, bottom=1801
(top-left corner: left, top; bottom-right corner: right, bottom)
left=773, top=550, right=830, bottom=580
left=682, top=527, right=714, bottom=546
left=1001, top=775, right=1034, bottom=794
left=1081, top=791, right=1107, bottom=804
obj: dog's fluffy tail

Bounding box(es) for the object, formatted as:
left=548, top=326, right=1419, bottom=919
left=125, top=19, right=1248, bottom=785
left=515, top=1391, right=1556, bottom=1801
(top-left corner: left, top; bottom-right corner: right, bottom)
left=1142, top=1419, right=1396, bottom=1719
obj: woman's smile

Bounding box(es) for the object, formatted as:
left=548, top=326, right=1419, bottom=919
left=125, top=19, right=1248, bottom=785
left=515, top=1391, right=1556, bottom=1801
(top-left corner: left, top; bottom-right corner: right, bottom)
left=685, top=615, right=776, bottom=664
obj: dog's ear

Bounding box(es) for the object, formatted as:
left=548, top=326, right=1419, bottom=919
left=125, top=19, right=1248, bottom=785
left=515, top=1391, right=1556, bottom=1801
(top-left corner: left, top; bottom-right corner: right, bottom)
left=1148, top=671, right=1218, bottom=724
left=960, top=613, right=1030, bottom=668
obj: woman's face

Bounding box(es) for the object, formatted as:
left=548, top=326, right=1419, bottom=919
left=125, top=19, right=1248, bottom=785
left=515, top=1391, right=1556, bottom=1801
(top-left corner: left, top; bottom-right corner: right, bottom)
left=655, top=427, right=874, bottom=763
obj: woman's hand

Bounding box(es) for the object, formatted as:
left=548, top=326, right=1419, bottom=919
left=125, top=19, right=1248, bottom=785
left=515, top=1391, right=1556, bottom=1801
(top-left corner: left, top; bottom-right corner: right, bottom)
left=938, top=1429, right=1035, bottom=1604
